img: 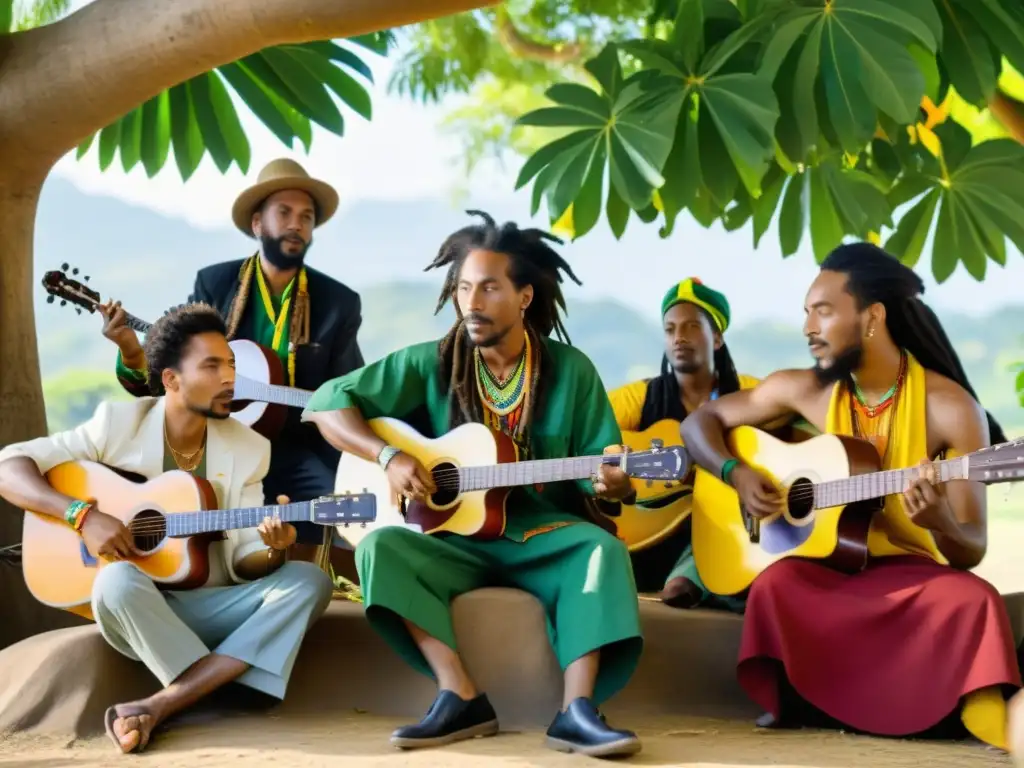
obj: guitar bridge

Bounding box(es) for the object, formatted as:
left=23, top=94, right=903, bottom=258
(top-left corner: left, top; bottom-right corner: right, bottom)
left=741, top=506, right=760, bottom=543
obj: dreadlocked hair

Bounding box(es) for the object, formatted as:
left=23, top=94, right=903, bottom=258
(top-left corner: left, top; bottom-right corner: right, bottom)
left=424, top=209, right=583, bottom=433
left=821, top=242, right=1005, bottom=444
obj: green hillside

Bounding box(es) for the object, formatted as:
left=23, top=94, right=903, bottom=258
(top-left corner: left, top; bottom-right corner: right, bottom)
left=41, top=281, right=1024, bottom=438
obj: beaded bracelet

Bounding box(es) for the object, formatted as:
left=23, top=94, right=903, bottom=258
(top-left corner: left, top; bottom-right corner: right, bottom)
left=64, top=500, right=94, bottom=531
left=720, top=459, right=739, bottom=484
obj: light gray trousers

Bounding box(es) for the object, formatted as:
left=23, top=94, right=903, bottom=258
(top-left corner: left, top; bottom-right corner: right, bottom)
left=91, top=560, right=334, bottom=699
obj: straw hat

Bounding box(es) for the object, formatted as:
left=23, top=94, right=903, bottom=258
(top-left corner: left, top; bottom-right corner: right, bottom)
left=231, top=158, right=339, bottom=237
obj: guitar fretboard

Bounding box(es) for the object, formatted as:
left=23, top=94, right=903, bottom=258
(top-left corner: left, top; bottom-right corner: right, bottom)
left=234, top=379, right=312, bottom=408
left=812, top=457, right=965, bottom=508
left=161, top=502, right=311, bottom=537
left=122, top=312, right=151, bottom=335
left=457, top=455, right=613, bottom=492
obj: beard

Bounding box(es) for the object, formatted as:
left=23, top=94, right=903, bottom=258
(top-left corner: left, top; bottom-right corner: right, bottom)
left=812, top=342, right=864, bottom=385
left=261, top=232, right=312, bottom=269
left=463, top=314, right=511, bottom=348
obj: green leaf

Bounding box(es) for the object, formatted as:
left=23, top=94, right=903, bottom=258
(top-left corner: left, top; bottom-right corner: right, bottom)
left=299, top=40, right=375, bottom=82
left=206, top=72, right=251, bottom=174
left=0, top=0, right=11, bottom=32
left=751, top=165, right=786, bottom=247
left=820, top=22, right=875, bottom=154
left=778, top=171, right=806, bottom=256
left=673, top=0, right=704, bottom=74
left=97, top=121, right=121, bottom=172
left=188, top=76, right=234, bottom=174
left=76, top=133, right=95, bottom=160
left=937, top=1, right=999, bottom=106
left=934, top=194, right=986, bottom=281
left=968, top=0, right=1024, bottom=76
left=809, top=164, right=845, bottom=262
left=516, top=63, right=686, bottom=217
left=884, top=187, right=939, bottom=267
left=219, top=62, right=298, bottom=149
left=606, top=184, right=630, bottom=239
left=792, top=21, right=824, bottom=159
left=168, top=84, right=205, bottom=182
left=261, top=48, right=344, bottom=135
left=571, top=142, right=608, bottom=239
left=119, top=109, right=143, bottom=173
left=758, top=11, right=816, bottom=80
left=140, top=92, right=171, bottom=178
left=657, top=97, right=701, bottom=238
left=515, top=131, right=599, bottom=190
left=700, top=74, right=780, bottom=196
left=933, top=120, right=972, bottom=174
left=841, top=0, right=939, bottom=52
left=287, top=46, right=374, bottom=121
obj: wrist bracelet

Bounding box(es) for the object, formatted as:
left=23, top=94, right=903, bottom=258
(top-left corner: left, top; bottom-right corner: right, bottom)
left=65, top=500, right=94, bottom=531
left=720, top=459, right=739, bottom=484
left=377, top=445, right=401, bottom=470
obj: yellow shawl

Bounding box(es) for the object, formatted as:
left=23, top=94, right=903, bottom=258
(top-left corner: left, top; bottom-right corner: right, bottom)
left=825, top=351, right=1005, bottom=749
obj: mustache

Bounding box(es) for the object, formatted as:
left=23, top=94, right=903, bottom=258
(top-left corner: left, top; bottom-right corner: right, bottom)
left=217, top=389, right=235, bottom=400
left=463, top=313, right=493, bottom=326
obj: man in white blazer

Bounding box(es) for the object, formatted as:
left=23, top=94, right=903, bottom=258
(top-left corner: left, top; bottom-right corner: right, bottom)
left=0, top=303, right=334, bottom=754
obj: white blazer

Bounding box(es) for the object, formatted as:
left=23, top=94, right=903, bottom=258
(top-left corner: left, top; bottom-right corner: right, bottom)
left=0, top=397, right=273, bottom=586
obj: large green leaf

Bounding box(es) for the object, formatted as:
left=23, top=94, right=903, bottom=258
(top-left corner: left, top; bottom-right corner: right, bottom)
left=1, top=0, right=12, bottom=32
left=882, top=137, right=1024, bottom=282
left=761, top=0, right=938, bottom=161
left=75, top=37, right=386, bottom=180
left=515, top=45, right=687, bottom=237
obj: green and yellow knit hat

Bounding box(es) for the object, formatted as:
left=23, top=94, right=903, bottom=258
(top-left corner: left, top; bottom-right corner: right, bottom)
left=661, top=278, right=731, bottom=333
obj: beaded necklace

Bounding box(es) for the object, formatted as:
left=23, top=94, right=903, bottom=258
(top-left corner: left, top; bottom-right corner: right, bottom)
left=475, top=331, right=531, bottom=442
left=849, top=352, right=907, bottom=462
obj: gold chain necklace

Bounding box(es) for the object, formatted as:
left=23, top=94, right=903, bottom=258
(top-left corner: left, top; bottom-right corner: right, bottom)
left=165, top=423, right=206, bottom=472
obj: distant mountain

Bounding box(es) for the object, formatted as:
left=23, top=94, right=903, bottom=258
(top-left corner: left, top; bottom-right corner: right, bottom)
left=40, top=278, right=1024, bottom=435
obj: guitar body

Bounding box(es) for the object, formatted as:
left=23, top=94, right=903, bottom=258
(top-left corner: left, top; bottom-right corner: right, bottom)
left=228, top=339, right=288, bottom=439
left=616, top=419, right=694, bottom=552
left=333, top=418, right=517, bottom=548
left=22, top=462, right=222, bottom=620
left=691, top=427, right=879, bottom=597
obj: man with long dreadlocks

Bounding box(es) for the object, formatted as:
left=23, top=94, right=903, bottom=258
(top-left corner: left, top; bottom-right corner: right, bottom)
left=608, top=278, right=756, bottom=611
left=303, top=211, right=644, bottom=758
left=681, top=243, right=1021, bottom=749
left=98, top=159, right=364, bottom=566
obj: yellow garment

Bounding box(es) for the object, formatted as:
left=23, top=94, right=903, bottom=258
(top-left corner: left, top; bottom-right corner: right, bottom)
left=607, top=374, right=760, bottom=432
left=825, top=351, right=1005, bottom=749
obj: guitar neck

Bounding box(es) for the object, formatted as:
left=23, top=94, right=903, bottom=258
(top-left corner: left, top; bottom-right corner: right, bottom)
left=122, top=311, right=152, bottom=335
left=813, top=456, right=965, bottom=509
left=165, top=501, right=311, bottom=537
left=236, top=377, right=313, bottom=408
left=458, top=455, right=614, bottom=492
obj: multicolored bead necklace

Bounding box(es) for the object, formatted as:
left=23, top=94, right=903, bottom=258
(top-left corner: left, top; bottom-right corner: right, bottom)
left=851, top=352, right=907, bottom=418
left=475, top=331, right=531, bottom=439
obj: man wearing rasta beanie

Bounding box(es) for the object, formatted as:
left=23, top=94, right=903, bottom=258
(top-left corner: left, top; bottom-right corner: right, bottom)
left=607, top=278, right=757, bottom=611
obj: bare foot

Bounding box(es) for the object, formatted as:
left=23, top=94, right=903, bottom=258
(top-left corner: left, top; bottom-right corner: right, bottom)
left=104, top=701, right=161, bottom=754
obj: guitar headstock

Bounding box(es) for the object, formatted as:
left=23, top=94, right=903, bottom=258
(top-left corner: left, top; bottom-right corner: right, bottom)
left=618, top=444, right=691, bottom=481
left=310, top=491, right=378, bottom=526
left=965, top=437, right=1024, bottom=484
left=41, top=264, right=99, bottom=316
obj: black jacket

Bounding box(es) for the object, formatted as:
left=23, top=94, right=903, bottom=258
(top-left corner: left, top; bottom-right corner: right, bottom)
left=118, top=258, right=364, bottom=466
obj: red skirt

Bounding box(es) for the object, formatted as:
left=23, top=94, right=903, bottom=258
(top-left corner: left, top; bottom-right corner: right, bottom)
left=737, top=555, right=1021, bottom=736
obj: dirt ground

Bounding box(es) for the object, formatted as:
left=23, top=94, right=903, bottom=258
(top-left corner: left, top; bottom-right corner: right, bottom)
left=2, top=515, right=1023, bottom=768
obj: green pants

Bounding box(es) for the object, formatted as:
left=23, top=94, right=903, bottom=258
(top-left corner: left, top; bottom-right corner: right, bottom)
left=667, top=543, right=746, bottom=614
left=355, top=523, right=644, bottom=705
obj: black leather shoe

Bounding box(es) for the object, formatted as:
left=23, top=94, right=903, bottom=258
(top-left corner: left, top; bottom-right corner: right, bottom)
left=390, top=690, right=499, bottom=749
left=545, top=697, right=641, bottom=758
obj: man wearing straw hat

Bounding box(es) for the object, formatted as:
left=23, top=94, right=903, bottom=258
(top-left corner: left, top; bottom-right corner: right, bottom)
left=100, top=158, right=365, bottom=566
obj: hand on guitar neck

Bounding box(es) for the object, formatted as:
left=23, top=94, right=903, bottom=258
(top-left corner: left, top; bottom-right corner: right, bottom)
left=99, top=299, right=146, bottom=371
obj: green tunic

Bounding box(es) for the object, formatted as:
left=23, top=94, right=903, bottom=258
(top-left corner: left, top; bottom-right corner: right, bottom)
left=303, top=337, right=643, bottom=704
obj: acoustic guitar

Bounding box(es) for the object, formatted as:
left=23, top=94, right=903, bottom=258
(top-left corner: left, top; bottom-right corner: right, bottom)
left=21, top=460, right=377, bottom=620
left=690, top=426, right=1024, bottom=597
left=332, top=417, right=690, bottom=548
left=616, top=419, right=694, bottom=552
left=42, top=266, right=313, bottom=439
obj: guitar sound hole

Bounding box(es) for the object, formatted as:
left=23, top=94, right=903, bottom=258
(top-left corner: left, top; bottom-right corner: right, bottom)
left=129, top=509, right=167, bottom=554
left=429, top=462, right=459, bottom=506
left=787, top=478, right=814, bottom=520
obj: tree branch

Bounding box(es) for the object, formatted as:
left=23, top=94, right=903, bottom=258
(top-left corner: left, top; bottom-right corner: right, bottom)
left=990, top=88, right=1024, bottom=145
left=0, top=0, right=498, bottom=167
left=494, top=11, right=583, bottom=65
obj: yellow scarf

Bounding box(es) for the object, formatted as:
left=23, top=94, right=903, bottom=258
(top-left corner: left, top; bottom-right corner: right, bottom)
left=826, top=351, right=1006, bottom=749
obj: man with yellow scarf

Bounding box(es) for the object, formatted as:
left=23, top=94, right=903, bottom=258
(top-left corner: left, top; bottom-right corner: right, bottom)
left=681, top=243, right=1020, bottom=749
left=98, top=159, right=365, bottom=565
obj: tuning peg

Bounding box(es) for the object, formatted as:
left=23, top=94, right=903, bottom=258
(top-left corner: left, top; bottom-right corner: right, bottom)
left=60, top=300, right=67, bottom=306
left=75, top=308, right=82, bottom=315
left=61, top=262, right=69, bottom=271
left=84, top=276, right=90, bottom=282
left=72, top=267, right=79, bottom=275
left=46, top=295, right=54, bottom=304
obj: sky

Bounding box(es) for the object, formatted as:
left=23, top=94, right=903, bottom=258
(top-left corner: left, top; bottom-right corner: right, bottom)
left=48, top=0, right=1024, bottom=330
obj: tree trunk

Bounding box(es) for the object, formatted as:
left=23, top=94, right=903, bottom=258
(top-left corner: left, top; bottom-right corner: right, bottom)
left=0, top=0, right=495, bottom=650
left=991, top=90, right=1024, bottom=145
left=0, top=168, right=89, bottom=649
